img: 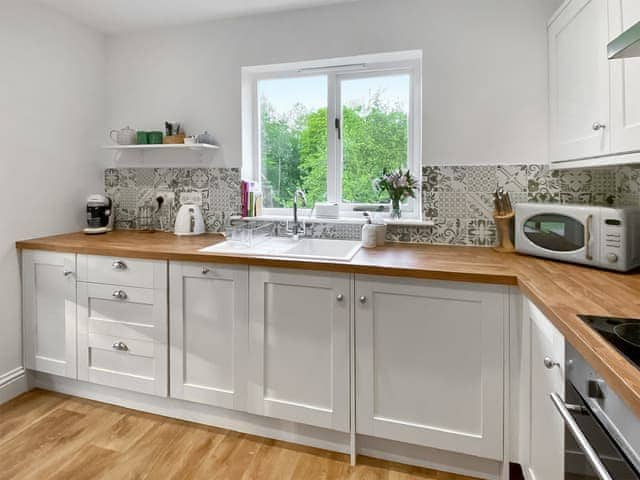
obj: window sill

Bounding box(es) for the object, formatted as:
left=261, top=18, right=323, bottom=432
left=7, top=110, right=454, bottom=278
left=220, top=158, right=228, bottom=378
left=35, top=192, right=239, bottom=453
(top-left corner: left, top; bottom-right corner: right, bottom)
left=231, top=215, right=435, bottom=227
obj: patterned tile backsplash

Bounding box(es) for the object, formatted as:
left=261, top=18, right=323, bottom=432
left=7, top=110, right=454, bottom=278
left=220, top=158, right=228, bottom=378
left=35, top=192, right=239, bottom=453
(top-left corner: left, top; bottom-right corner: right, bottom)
left=104, top=164, right=640, bottom=247
left=105, top=167, right=241, bottom=232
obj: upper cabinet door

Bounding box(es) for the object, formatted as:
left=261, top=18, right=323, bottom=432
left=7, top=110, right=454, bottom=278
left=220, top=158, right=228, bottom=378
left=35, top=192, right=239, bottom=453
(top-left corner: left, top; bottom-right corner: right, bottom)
left=248, top=268, right=350, bottom=432
left=169, top=262, right=249, bottom=411
left=355, top=275, right=507, bottom=460
left=610, top=0, right=640, bottom=154
left=549, top=0, right=611, bottom=163
left=22, top=250, right=77, bottom=378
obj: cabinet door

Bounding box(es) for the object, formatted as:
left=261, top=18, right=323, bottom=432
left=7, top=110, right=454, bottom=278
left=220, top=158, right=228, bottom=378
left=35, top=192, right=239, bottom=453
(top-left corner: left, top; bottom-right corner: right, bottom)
left=77, top=276, right=168, bottom=397
left=355, top=275, right=506, bottom=460
left=248, top=268, right=350, bottom=432
left=549, top=0, right=611, bottom=162
left=610, top=0, right=640, bottom=153
left=22, top=250, right=77, bottom=378
left=170, top=262, right=248, bottom=411
left=525, top=300, right=565, bottom=480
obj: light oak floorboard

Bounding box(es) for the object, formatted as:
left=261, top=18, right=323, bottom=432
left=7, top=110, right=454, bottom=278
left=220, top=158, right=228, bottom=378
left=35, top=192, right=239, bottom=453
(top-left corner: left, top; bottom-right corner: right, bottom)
left=0, top=389, right=479, bottom=480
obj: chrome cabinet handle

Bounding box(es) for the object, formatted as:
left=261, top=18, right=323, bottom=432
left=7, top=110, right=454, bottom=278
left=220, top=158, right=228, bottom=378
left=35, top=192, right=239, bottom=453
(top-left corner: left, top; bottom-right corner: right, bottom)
left=112, top=260, right=127, bottom=270
left=585, top=214, right=593, bottom=261
left=550, top=393, right=613, bottom=480
left=202, top=266, right=210, bottom=274
left=112, top=290, right=128, bottom=300
left=336, top=294, right=344, bottom=302
left=592, top=122, right=606, bottom=131
left=544, top=356, right=560, bottom=369
left=112, top=341, right=129, bottom=352
left=359, top=296, right=367, bottom=304
left=63, top=270, right=73, bottom=277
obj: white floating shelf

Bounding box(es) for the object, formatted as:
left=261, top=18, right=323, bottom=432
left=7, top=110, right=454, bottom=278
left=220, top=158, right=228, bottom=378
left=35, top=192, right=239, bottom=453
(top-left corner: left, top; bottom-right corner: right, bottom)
left=102, top=143, right=219, bottom=151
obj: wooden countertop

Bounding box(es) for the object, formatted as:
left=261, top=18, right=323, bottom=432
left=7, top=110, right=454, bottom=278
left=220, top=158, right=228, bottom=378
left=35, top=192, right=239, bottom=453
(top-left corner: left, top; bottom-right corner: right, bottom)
left=16, top=230, right=640, bottom=418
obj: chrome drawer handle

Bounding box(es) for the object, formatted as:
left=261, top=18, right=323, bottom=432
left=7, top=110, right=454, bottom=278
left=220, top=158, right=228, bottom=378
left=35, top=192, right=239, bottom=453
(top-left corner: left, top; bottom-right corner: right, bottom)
left=202, top=266, right=211, bottom=274
left=63, top=270, right=73, bottom=277
left=112, top=341, right=129, bottom=352
left=359, top=296, right=367, bottom=304
left=112, top=260, right=127, bottom=270
left=336, top=294, right=344, bottom=302
left=592, top=122, right=606, bottom=131
left=112, top=290, right=128, bottom=300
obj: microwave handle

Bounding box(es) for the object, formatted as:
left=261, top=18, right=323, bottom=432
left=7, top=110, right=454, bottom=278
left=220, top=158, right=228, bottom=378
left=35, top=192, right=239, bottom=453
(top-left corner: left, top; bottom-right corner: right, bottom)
left=585, top=214, right=593, bottom=261
left=550, top=393, right=613, bottom=480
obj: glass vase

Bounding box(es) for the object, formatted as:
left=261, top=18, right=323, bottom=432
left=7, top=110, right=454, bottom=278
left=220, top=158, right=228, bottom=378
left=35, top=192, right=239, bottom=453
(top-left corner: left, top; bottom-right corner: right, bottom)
left=391, top=198, right=401, bottom=219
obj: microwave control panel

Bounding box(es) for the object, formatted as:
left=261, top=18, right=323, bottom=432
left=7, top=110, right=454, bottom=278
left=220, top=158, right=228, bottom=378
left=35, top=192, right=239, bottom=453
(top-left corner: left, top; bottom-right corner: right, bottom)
left=602, top=216, right=623, bottom=265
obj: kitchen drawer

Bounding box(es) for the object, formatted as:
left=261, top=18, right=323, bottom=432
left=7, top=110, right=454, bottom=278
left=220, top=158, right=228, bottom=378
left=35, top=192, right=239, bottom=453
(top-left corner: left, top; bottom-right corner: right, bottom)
left=77, top=279, right=168, bottom=396
left=79, top=282, right=164, bottom=342
left=79, top=332, right=167, bottom=396
left=77, top=254, right=167, bottom=289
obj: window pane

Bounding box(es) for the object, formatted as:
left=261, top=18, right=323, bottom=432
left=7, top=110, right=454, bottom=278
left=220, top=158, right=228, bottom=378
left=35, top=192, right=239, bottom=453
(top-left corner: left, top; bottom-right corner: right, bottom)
left=258, top=75, right=327, bottom=208
left=341, top=74, right=410, bottom=205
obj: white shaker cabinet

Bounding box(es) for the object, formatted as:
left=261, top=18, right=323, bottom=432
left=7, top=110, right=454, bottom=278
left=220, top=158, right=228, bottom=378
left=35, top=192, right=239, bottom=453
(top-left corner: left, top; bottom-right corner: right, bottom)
left=169, top=262, right=249, bottom=410
left=522, top=300, right=565, bottom=480
left=549, top=0, right=611, bottom=164
left=248, top=268, right=350, bottom=432
left=610, top=0, right=640, bottom=153
left=355, top=275, right=507, bottom=460
left=22, top=250, right=77, bottom=378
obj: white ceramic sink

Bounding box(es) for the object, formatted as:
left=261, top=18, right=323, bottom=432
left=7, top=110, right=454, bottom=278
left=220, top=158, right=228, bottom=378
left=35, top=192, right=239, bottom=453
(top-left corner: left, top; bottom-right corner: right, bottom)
left=199, top=237, right=361, bottom=262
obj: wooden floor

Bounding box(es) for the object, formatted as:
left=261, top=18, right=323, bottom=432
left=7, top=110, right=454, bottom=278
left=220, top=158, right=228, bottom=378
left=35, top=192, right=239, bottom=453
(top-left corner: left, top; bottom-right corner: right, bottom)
left=0, top=389, right=478, bottom=480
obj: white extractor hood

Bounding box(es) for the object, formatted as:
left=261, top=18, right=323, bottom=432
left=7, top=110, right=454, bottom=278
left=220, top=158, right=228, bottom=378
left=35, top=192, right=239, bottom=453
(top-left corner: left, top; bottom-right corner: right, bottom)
left=608, top=20, right=640, bottom=59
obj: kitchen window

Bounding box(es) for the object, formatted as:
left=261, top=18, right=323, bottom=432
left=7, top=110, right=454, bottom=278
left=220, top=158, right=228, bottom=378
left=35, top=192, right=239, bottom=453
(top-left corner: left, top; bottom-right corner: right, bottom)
left=242, top=51, right=422, bottom=218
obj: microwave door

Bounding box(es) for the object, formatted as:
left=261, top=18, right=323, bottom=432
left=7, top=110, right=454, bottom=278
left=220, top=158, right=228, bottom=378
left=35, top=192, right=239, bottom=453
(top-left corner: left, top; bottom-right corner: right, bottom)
left=522, top=212, right=598, bottom=266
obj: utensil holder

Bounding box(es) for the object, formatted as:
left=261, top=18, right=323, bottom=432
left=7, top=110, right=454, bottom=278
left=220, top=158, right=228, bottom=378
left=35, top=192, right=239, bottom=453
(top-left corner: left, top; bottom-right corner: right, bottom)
left=164, top=134, right=185, bottom=144
left=493, top=212, right=515, bottom=253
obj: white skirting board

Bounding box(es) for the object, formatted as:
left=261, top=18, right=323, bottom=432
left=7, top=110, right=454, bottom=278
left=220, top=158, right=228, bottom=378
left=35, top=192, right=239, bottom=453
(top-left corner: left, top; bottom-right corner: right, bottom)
left=32, top=371, right=504, bottom=480
left=0, top=367, right=28, bottom=405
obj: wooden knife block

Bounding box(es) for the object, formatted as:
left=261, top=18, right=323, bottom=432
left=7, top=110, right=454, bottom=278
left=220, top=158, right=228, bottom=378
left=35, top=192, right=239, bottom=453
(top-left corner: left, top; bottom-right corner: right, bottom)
left=493, top=212, right=515, bottom=253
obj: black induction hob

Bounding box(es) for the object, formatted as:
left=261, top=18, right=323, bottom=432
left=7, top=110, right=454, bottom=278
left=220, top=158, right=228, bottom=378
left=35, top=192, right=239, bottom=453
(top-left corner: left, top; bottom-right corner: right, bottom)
left=578, top=315, right=640, bottom=369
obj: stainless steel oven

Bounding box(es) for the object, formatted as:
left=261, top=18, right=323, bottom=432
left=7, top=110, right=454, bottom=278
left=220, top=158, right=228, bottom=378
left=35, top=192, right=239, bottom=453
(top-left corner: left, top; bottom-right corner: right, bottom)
left=555, top=345, right=640, bottom=479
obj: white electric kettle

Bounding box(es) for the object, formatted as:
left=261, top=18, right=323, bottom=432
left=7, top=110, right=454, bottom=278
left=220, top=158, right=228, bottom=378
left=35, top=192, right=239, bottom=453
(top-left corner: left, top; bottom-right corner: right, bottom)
left=174, top=204, right=205, bottom=236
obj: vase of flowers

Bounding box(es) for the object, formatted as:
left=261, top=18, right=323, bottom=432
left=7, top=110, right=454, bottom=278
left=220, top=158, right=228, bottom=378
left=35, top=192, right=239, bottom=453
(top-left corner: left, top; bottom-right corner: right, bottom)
left=374, top=168, right=418, bottom=219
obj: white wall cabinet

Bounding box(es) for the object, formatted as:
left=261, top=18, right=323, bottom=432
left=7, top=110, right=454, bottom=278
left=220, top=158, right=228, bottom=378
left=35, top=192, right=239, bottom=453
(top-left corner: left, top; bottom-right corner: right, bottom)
left=610, top=0, right=640, bottom=154
left=355, top=275, right=507, bottom=461
left=169, top=262, right=248, bottom=410
left=522, top=300, right=565, bottom=480
left=77, top=255, right=168, bottom=396
left=549, top=0, right=640, bottom=167
left=22, top=250, right=77, bottom=378
left=248, top=268, right=350, bottom=432
left=549, top=0, right=611, bottom=164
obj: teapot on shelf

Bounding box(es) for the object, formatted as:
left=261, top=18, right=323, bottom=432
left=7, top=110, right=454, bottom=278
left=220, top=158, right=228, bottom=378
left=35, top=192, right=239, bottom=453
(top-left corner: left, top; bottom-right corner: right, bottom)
left=109, top=126, right=137, bottom=145
left=195, top=131, right=215, bottom=145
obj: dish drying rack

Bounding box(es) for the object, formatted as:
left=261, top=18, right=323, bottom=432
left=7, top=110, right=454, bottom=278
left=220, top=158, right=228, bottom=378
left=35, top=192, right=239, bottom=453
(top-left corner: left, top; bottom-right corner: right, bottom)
left=224, top=222, right=275, bottom=248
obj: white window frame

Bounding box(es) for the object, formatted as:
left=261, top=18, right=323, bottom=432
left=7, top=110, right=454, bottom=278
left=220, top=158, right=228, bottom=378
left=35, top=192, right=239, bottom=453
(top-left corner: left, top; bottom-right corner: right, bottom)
left=241, top=50, right=422, bottom=219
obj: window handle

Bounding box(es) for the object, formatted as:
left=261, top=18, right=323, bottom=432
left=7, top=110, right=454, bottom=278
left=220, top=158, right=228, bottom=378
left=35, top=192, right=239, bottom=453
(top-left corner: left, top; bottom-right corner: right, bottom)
left=335, top=118, right=341, bottom=140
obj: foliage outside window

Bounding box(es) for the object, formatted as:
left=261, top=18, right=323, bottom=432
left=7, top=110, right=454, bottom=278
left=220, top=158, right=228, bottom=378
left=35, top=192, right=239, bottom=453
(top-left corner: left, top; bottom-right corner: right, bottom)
left=244, top=52, right=422, bottom=217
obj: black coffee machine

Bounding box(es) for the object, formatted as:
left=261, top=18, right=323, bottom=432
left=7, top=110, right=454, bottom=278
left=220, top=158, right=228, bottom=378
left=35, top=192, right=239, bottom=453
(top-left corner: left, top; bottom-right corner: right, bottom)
left=84, top=194, right=114, bottom=234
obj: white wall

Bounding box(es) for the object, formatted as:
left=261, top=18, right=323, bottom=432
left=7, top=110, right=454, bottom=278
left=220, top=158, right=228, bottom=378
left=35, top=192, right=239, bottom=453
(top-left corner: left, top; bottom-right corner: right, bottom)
left=0, top=2, right=104, bottom=383
left=106, top=0, right=551, bottom=167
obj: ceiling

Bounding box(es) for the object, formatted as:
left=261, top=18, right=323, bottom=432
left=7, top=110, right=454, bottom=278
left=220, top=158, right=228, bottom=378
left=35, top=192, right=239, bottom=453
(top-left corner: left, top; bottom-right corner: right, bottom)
left=38, top=0, right=360, bottom=34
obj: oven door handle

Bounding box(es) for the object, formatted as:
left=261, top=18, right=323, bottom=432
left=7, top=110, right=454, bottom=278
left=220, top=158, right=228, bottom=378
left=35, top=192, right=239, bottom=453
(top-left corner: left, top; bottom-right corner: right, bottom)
left=550, top=393, right=613, bottom=480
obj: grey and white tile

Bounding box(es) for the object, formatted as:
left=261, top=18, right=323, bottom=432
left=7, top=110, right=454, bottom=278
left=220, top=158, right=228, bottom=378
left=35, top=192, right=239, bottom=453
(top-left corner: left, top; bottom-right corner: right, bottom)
left=496, top=164, right=528, bottom=192
left=559, top=169, right=592, bottom=193
left=465, top=166, right=497, bottom=193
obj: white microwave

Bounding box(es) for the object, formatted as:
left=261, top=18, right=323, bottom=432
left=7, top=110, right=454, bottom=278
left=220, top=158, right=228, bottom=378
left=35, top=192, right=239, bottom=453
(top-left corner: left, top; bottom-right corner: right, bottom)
left=515, top=203, right=640, bottom=272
